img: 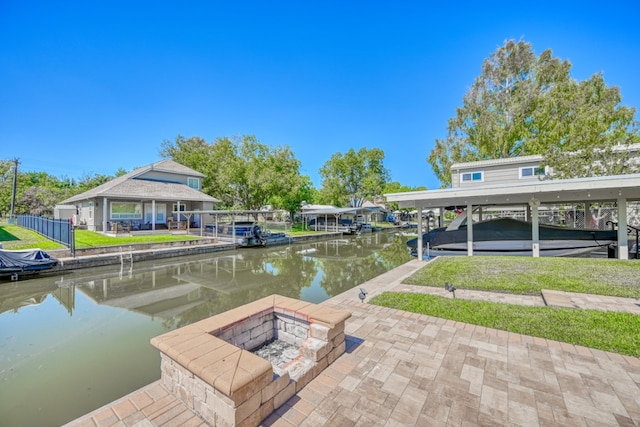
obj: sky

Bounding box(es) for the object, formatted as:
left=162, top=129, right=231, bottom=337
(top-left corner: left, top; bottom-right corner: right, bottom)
left=1, top=1, right=639, bottom=191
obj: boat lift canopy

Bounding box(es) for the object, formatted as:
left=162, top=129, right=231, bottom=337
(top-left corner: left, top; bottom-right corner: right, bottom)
left=300, top=207, right=374, bottom=232
left=385, top=173, right=640, bottom=260
left=170, top=209, right=280, bottom=241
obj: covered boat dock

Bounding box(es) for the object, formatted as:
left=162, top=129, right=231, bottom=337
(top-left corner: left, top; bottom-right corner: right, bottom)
left=385, top=173, right=640, bottom=260
left=300, top=207, right=375, bottom=233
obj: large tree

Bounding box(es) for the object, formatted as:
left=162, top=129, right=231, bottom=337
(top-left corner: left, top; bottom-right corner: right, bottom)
left=161, top=135, right=309, bottom=212
left=319, top=147, right=390, bottom=207
left=382, top=181, right=427, bottom=211
left=0, top=157, right=123, bottom=217
left=268, top=175, right=316, bottom=221
left=428, top=39, right=639, bottom=187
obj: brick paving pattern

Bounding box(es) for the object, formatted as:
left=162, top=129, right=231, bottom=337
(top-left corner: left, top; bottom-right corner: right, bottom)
left=65, top=260, right=640, bottom=427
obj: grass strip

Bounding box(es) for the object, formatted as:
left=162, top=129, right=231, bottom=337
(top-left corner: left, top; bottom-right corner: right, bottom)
left=370, top=292, right=640, bottom=357
left=0, top=225, right=65, bottom=250
left=73, top=229, right=202, bottom=248
left=0, top=225, right=202, bottom=249
left=405, top=256, right=640, bottom=298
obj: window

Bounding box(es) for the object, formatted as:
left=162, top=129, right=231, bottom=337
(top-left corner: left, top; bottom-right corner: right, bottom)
left=520, top=166, right=545, bottom=178
left=187, top=177, right=200, bottom=190
left=461, top=171, right=483, bottom=182
left=111, top=202, right=142, bottom=220
left=172, top=203, right=186, bottom=213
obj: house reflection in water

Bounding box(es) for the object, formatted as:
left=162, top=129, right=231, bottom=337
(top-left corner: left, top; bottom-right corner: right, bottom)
left=0, top=232, right=413, bottom=427
left=1, top=231, right=411, bottom=326
left=0, top=279, right=75, bottom=316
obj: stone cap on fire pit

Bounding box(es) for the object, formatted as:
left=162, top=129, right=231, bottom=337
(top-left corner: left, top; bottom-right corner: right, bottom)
left=150, top=294, right=352, bottom=407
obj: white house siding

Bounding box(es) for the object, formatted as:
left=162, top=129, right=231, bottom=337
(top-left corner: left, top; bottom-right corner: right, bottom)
left=453, top=160, right=543, bottom=188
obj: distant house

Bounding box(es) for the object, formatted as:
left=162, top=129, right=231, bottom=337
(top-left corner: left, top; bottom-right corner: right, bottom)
left=450, top=144, right=640, bottom=188
left=450, top=154, right=547, bottom=188
left=58, top=159, right=219, bottom=232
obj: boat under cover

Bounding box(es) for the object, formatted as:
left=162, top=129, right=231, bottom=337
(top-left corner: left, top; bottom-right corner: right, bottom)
left=407, top=216, right=618, bottom=257
left=0, top=248, right=59, bottom=275
left=206, top=221, right=291, bottom=247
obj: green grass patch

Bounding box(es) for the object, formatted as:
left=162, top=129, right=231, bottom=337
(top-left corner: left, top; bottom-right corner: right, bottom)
left=405, top=256, right=640, bottom=298
left=0, top=224, right=65, bottom=250
left=74, top=230, right=202, bottom=248
left=0, top=224, right=203, bottom=250
left=370, top=292, right=640, bottom=357
left=282, top=224, right=325, bottom=235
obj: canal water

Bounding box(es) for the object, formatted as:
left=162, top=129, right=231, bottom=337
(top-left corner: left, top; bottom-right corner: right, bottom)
left=0, top=231, right=411, bottom=427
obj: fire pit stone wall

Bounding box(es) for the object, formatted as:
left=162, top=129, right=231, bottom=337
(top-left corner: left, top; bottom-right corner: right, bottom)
left=151, top=294, right=351, bottom=427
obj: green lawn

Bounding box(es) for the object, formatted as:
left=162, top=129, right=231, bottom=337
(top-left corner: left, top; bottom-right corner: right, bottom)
left=0, top=222, right=330, bottom=250
left=370, top=291, right=640, bottom=357
left=74, top=229, right=203, bottom=248
left=0, top=224, right=203, bottom=250
left=404, top=255, right=640, bottom=298
left=0, top=223, right=65, bottom=250
left=268, top=223, right=325, bottom=236
left=370, top=256, right=640, bottom=357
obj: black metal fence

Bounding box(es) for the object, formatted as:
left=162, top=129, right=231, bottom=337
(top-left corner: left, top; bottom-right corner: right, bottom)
left=17, top=215, right=75, bottom=257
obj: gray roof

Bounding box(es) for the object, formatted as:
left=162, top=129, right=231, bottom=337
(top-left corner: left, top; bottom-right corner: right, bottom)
left=450, top=155, right=544, bottom=170
left=131, top=158, right=206, bottom=178
left=300, top=207, right=374, bottom=215
left=61, top=159, right=219, bottom=204
left=386, top=172, right=640, bottom=207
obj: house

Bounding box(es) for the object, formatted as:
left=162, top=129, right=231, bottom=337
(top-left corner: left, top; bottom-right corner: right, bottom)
left=451, top=143, right=640, bottom=189
left=450, top=154, right=547, bottom=188
left=386, top=147, right=640, bottom=259
left=449, top=149, right=640, bottom=229
left=58, top=160, right=219, bottom=232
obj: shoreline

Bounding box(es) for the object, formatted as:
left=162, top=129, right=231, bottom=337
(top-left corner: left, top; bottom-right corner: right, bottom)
left=44, top=231, right=345, bottom=274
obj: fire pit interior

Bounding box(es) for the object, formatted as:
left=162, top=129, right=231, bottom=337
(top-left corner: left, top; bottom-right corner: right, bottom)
left=151, top=294, right=351, bottom=427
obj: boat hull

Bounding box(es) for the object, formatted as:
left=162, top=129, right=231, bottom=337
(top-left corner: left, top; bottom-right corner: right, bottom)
left=206, top=221, right=291, bottom=247
left=408, top=217, right=618, bottom=257
left=241, top=232, right=291, bottom=247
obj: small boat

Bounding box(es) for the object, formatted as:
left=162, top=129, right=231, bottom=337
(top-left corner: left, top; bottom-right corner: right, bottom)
left=407, top=212, right=618, bottom=257
left=0, top=248, right=59, bottom=277
left=206, top=221, right=291, bottom=247
left=244, top=226, right=291, bottom=247
left=344, top=223, right=373, bottom=235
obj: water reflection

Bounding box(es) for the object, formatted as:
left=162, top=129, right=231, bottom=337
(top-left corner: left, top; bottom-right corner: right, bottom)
left=0, top=232, right=410, bottom=427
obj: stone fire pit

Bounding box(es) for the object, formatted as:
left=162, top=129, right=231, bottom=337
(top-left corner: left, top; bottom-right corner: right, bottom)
left=151, top=294, right=351, bottom=427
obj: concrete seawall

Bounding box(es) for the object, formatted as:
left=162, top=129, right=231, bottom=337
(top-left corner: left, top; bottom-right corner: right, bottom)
left=47, top=232, right=344, bottom=273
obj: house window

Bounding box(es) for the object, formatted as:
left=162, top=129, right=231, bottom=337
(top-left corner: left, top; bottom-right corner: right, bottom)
left=461, top=171, right=483, bottom=182
left=520, top=166, right=545, bottom=178
left=111, top=202, right=142, bottom=220
left=187, top=178, right=200, bottom=190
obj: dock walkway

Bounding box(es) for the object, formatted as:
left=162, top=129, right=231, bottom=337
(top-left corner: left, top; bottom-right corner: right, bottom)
left=65, top=260, right=640, bottom=426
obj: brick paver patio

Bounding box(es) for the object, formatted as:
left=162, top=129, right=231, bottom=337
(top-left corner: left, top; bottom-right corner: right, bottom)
left=65, top=260, right=640, bottom=427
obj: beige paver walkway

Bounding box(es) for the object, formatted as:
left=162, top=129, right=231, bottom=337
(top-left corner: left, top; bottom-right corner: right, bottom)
left=65, top=259, right=640, bottom=427
left=542, top=289, right=640, bottom=314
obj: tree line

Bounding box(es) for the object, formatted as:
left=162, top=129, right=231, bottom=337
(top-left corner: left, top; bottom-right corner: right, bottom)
left=0, top=141, right=419, bottom=220
left=2, top=39, right=638, bottom=218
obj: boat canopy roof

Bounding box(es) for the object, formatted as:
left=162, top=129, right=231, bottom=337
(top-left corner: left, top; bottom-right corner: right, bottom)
left=300, top=207, right=374, bottom=216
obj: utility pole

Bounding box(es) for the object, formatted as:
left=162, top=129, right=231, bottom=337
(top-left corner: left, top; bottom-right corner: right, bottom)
left=9, top=158, right=19, bottom=223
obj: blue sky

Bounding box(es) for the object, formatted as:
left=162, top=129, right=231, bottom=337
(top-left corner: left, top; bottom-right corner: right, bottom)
left=1, top=1, right=639, bottom=191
